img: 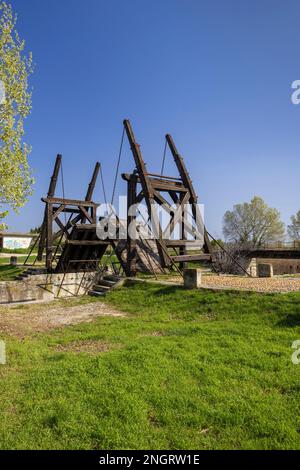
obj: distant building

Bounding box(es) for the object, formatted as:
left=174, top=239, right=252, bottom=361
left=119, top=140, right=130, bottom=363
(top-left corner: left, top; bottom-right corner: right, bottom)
left=0, top=232, right=36, bottom=250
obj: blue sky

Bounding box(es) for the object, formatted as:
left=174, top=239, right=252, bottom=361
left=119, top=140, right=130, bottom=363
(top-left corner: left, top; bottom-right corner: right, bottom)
left=5, top=0, right=300, bottom=237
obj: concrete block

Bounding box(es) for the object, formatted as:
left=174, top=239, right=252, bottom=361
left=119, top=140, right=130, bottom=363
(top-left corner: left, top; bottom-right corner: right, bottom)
left=257, top=263, right=273, bottom=278
left=184, top=268, right=202, bottom=289
left=243, top=257, right=257, bottom=277
left=0, top=271, right=97, bottom=304
left=10, top=256, right=18, bottom=266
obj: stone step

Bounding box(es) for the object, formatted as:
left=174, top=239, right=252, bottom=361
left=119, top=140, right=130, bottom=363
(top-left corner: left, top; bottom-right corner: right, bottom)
left=93, top=284, right=111, bottom=293
left=26, top=269, right=46, bottom=275
left=88, top=274, right=123, bottom=297
left=99, top=279, right=116, bottom=287
left=89, top=290, right=106, bottom=297
left=103, top=274, right=121, bottom=282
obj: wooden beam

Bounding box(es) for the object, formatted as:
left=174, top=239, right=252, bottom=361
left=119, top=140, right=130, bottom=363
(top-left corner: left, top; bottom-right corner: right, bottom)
left=52, top=163, right=101, bottom=240
left=54, top=217, right=70, bottom=237
left=52, top=204, right=66, bottom=220
left=122, top=173, right=187, bottom=192
left=37, top=154, right=62, bottom=261
left=85, top=162, right=100, bottom=201
left=76, top=224, right=97, bottom=230
left=166, top=134, right=212, bottom=254
left=53, top=207, right=82, bottom=215
left=66, top=240, right=109, bottom=246
left=152, top=179, right=188, bottom=193
left=78, top=205, right=93, bottom=224
left=152, top=190, right=202, bottom=240
left=46, top=201, right=53, bottom=271
left=179, top=191, right=187, bottom=270
left=123, top=120, right=171, bottom=268
left=162, top=192, right=190, bottom=239
left=42, top=197, right=97, bottom=208
left=123, top=120, right=154, bottom=199
left=171, top=254, right=212, bottom=263
left=126, top=174, right=138, bottom=276
left=165, top=240, right=204, bottom=247
left=146, top=172, right=182, bottom=181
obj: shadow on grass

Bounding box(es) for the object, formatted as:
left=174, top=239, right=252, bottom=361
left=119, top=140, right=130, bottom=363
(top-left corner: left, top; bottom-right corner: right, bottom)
left=152, top=285, right=184, bottom=296
left=0, top=265, right=24, bottom=281
left=277, top=312, right=300, bottom=328
left=123, top=279, right=300, bottom=328
left=151, top=284, right=257, bottom=299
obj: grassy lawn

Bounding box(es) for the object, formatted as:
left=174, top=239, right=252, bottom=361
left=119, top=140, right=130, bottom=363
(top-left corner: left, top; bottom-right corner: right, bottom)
left=0, top=282, right=300, bottom=449
left=0, top=265, right=25, bottom=280
left=0, top=256, right=38, bottom=280
left=0, top=255, right=35, bottom=265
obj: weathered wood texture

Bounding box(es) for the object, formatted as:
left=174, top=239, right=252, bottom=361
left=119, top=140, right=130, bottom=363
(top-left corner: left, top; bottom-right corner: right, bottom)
left=121, top=120, right=214, bottom=276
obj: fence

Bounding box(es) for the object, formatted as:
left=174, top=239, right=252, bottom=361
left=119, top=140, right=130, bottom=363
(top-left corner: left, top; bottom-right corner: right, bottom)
left=257, top=241, right=300, bottom=251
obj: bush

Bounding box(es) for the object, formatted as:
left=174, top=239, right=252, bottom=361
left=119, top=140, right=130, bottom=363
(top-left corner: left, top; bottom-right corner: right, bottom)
left=0, top=248, right=31, bottom=254
left=213, top=243, right=249, bottom=275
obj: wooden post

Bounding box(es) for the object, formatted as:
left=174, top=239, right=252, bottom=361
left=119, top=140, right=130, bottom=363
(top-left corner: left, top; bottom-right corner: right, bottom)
left=37, top=154, right=62, bottom=261
left=46, top=201, right=53, bottom=271
left=85, top=162, right=100, bottom=201
left=123, top=120, right=171, bottom=268
left=126, top=174, right=138, bottom=276
left=179, top=192, right=187, bottom=271
left=166, top=134, right=212, bottom=255
left=82, top=162, right=100, bottom=224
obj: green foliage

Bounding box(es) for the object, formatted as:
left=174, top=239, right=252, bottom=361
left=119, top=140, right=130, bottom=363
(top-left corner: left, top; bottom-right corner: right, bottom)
left=0, top=1, right=34, bottom=229
left=288, top=210, right=300, bottom=241
left=0, top=247, right=31, bottom=254
left=0, top=283, right=300, bottom=449
left=211, top=238, right=224, bottom=248
left=29, top=226, right=41, bottom=234
left=223, top=196, right=285, bottom=247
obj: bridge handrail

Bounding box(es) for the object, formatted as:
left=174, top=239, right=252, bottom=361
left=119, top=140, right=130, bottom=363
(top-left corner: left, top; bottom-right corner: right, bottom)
left=256, top=241, right=300, bottom=251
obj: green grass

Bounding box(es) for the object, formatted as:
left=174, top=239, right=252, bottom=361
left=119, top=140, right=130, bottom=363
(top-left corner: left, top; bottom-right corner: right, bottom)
left=0, top=256, right=37, bottom=281
left=0, top=265, right=25, bottom=280
left=0, top=282, right=300, bottom=449
left=0, top=248, right=36, bottom=254
left=0, top=255, right=36, bottom=264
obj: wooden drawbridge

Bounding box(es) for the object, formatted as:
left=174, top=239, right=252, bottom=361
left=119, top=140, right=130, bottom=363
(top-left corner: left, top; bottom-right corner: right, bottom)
left=26, top=119, right=216, bottom=281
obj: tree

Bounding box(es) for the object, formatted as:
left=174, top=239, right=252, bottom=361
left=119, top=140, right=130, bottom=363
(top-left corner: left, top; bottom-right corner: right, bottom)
left=287, top=211, right=300, bottom=241
left=223, top=196, right=285, bottom=248
left=0, top=1, right=33, bottom=229
left=29, top=225, right=41, bottom=234
left=213, top=243, right=248, bottom=275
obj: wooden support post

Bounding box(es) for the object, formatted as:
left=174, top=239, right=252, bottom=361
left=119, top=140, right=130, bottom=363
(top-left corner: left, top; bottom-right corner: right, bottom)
left=38, top=154, right=62, bottom=261
left=48, top=161, right=100, bottom=245
left=81, top=162, right=100, bottom=224
left=46, top=201, right=53, bottom=271
left=123, top=120, right=171, bottom=268
left=85, top=162, right=100, bottom=201
left=166, top=134, right=212, bottom=255
left=179, top=192, right=187, bottom=270
left=126, top=174, right=138, bottom=276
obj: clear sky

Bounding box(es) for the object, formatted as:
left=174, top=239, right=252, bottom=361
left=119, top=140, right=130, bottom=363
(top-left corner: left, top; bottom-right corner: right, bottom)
left=5, top=0, right=300, bottom=238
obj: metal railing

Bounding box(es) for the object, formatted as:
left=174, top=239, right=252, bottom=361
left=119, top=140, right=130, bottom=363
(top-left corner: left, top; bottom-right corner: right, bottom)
left=256, top=241, right=300, bottom=251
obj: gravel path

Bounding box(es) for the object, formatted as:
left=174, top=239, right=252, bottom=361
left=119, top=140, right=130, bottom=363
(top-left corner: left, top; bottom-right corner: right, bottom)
left=164, top=274, right=300, bottom=293
left=202, top=275, right=300, bottom=293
